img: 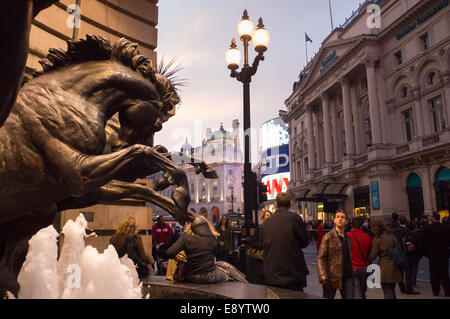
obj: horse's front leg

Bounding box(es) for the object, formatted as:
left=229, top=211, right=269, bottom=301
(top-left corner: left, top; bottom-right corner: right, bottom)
left=78, top=144, right=190, bottom=217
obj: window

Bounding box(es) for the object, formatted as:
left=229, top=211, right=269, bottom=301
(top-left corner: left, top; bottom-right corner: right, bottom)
left=294, top=126, right=298, bottom=137
left=297, top=160, right=302, bottom=180
left=361, top=77, right=368, bottom=92
left=429, top=96, right=447, bottom=132
left=394, top=51, right=403, bottom=65
left=421, top=33, right=430, bottom=50
left=403, top=109, right=414, bottom=142
left=400, top=86, right=409, bottom=99
left=301, top=121, right=304, bottom=132
left=304, top=157, right=309, bottom=174
left=427, top=71, right=436, bottom=86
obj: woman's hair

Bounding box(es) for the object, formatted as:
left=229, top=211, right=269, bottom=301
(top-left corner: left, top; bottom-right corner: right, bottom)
left=261, top=210, right=272, bottom=223
left=184, top=216, right=220, bottom=238
left=220, top=215, right=231, bottom=228
left=371, top=219, right=391, bottom=237
left=115, top=217, right=139, bottom=236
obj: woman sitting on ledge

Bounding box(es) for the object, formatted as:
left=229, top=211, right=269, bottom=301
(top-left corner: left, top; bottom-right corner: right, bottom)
left=166, top=211, right=247, bottom=284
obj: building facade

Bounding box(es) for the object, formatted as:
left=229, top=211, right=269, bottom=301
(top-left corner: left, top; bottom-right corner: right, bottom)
left=283, top=0, right=450, bottom=223
left=149, top=121, right=244, bottom=225
left=27, top=0, right=158, bottom=76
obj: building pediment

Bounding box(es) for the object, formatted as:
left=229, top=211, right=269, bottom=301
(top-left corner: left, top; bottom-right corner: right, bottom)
left=301, top=36, right=370, bottom=91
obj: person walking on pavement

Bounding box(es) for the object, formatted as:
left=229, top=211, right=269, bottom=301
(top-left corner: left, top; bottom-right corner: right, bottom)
left=215, top=215, right=234, bottom=264
left=423, top=211, right=450, bottom=297
left=316, top=220, right=325, bottom=253
left=259, top=192, right=310, bottom=291
left=317, top=210, right=354, bottom=299
left=347, top=216, right=372, bottom=299
left=407, top=221, right=424, bottom=287
left=392, top=216, right=420, bottom=295
left=369, top=220, right=403, bottom=299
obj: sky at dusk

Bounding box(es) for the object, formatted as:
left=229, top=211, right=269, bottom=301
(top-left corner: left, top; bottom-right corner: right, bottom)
left=154, top=0, right=364, bottom=153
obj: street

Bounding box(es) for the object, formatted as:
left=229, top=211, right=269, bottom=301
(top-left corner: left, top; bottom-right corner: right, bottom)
left=301, top=241, right=449, bottom=299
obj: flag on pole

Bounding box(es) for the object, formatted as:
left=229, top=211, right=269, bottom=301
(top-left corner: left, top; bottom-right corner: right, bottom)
left=305, top=33, right=313, bottom=43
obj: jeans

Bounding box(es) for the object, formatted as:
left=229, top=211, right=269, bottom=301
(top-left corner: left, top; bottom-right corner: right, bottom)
left=381, top=283, right=397, bottom=299
left=353, top=269, right=368, bottom=299
left=323, top=277, right=355, bottom=299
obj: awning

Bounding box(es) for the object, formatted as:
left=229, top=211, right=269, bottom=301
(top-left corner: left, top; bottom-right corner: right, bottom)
left=291, top=182, right=351, bottom=202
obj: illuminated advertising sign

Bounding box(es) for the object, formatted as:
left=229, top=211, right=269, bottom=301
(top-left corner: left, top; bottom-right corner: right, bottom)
left=262, top=172, right=290, bottom=201
left=261, top=144, right=290, bottom=200
left=261, top=118, right=289, bottom=152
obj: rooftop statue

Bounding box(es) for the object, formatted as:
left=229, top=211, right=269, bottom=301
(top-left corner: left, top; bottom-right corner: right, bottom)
left=0, top=0, right=216, bottom=297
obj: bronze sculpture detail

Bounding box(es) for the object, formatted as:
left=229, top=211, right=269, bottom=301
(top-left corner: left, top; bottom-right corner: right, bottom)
left=0, top=1, right=217, bottom=297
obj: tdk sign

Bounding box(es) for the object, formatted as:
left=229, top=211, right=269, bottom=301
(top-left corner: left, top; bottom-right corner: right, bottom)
left=261, top=145, right=290, bottom=177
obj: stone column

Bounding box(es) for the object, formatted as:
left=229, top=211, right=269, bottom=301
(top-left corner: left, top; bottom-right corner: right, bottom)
left=306, top=105, right=316, bottom=171
left=321, top=94, right=333, bottom=164
left=330, top=97, right=339, bottom=162
left=340, top=77, right=356, bottom=156
left=443, top=72, right=450, bottom=127
left=313, top=110, right=322, bottom=168
left=365, top=60, right=383, bottom=145
left=350, top=83, right=362, bottom=155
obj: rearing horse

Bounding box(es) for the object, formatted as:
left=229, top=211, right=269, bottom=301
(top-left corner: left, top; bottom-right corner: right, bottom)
left=0, top=34, right=204, bottom=296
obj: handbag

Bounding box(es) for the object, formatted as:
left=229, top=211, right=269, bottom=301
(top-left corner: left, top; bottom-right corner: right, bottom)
left=390, top=237, right=409, bottom=269
left=173, top=251, right=187, bottom=282
left=246, top=247, right=264, bottom=260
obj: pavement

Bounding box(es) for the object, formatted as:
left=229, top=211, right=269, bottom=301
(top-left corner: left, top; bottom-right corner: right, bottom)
left=301, top=241, right=450, bottom=299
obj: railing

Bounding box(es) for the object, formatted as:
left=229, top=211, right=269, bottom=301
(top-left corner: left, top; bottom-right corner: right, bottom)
left=422, top=133, right=440, bottom=147
left=396, top=143, right=410, bottom=154
left=313, top=170, right=323, bottom=179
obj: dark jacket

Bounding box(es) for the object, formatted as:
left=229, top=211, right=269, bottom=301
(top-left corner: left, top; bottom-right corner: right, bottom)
left=423, top=222, right=450, bottom=259
left=166, top=232, right=216, bottom=275
left=259, top=208, right=310, bottom=289
left=317, top=229, right=353, bottom=290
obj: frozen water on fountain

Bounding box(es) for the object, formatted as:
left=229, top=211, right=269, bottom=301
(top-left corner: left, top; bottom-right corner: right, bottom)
left=17, top=214, right=144, bottom=299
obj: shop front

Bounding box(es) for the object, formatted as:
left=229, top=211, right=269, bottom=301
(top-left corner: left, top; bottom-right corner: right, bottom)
left=435, top=167, right=450, bottom=218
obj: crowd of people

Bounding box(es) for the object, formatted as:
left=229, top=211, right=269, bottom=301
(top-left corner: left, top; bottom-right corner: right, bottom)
left=107, top=196, right=450, bottom=300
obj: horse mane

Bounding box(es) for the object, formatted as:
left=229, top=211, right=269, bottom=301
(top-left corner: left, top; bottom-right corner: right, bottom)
left=33, top=34, right=180, bottom=114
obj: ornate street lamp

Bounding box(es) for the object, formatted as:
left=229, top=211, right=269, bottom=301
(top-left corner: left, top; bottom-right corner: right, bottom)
left=225, top=10, right=269, bottom=230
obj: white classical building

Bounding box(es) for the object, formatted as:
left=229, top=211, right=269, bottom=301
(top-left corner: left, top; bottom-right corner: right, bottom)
left=283, top=0, right=450, bottom=223
left=150, top=121, right=244, bottom=224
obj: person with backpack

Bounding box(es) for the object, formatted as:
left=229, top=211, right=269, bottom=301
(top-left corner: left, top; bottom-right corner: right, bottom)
left=393, top=216, right=420, bottom=295
left=110, top=217, right=151, bottom=279
left=407, top=221, right=425, bottom=287
left=347, top=217, right=372, bottom=299
left=369, top=220, right=403, bottom=299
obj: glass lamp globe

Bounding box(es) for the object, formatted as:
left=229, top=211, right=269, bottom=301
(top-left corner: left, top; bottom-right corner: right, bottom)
left=253, top=18, right=270, bottom=53
left=238, top=10, right=254, bottom=41
left=225, top=39, right=241, bottom=70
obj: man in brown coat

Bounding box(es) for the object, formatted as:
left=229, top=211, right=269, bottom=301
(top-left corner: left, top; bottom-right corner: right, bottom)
left=317, top=210, right=354, bottom=299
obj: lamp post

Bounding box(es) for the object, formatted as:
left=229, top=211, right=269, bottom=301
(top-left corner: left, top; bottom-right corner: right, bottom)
left=226, top=10, right=269, bottom=230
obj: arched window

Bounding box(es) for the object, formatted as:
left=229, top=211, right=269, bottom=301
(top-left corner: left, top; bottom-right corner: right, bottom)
left=407, top=173, right=422, bottom=188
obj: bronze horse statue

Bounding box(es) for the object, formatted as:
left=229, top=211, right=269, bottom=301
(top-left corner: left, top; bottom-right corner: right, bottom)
left=0, top=1, right=216, bottom=296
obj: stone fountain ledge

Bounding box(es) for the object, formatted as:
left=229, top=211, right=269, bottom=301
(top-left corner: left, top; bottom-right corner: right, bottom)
left=142, top=276, right=320, bottom=299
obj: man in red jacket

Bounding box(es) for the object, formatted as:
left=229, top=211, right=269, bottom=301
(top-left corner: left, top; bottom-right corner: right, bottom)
left=152, top=215, right=173, bottom=246
left=347, top=216, right=372, bottom=299
left=316, top=220, right=325, bottom=252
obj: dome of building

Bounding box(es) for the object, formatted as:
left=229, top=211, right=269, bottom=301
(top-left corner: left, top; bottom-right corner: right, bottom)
left=181, top=138, right=193, bottom=154
left=207, top=123, right=233, bottom=142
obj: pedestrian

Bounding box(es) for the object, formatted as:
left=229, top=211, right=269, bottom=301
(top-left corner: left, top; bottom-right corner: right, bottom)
left=110, top=217, right=152, bottom=279
left=423, top=211, right=450, bottom=297
left=215, top=215, right=233, bottom=263
left=407, top=221, right=424, bottom=288
left=247, top=210, right=272, bottom=284
left=317, top=210, right=354, bottom=299
left=152, top=215, right=173, bottom=246
left=392, top=216, right=419, bottom=294
left=347, top=216, right=372, bottom=299
left=389, top=212, right=400, bottom=230
left=368, top=219, right=403, bottom=299
left=166, top=211, right=247, bottom=284
left=316, top=220, right=325, bottom=253
left=259, top=192, right=310, bottom=291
